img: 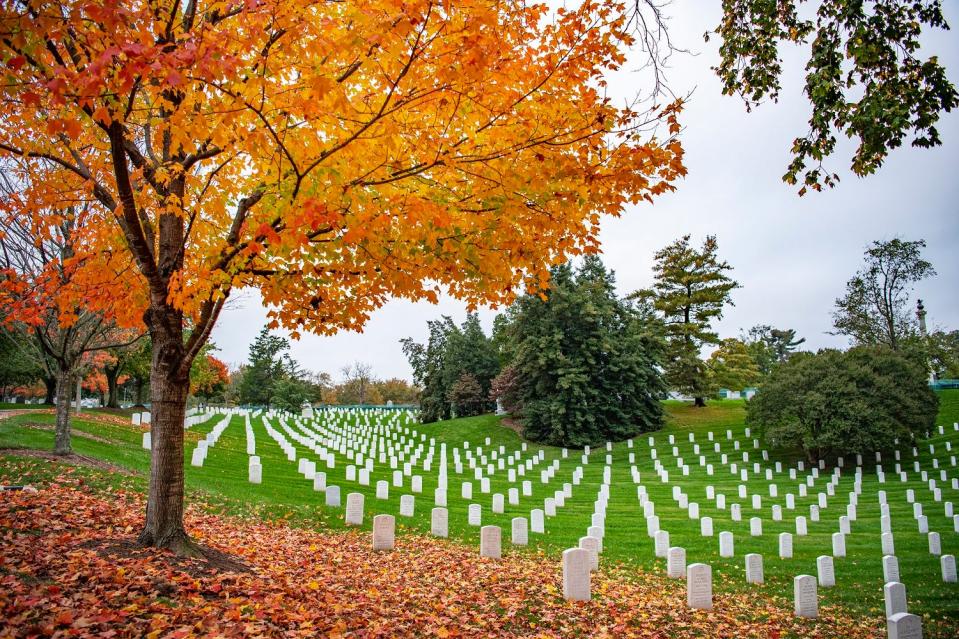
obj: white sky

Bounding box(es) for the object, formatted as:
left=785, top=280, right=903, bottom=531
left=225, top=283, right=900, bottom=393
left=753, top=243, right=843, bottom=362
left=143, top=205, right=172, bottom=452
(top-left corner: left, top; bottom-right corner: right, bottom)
left=211, top=0, right=959, bottom=382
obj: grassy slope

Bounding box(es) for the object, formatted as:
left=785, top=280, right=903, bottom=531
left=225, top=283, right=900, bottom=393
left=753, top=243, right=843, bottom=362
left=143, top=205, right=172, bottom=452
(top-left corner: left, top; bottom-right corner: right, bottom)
left=2, top=392, right=958, bottom=635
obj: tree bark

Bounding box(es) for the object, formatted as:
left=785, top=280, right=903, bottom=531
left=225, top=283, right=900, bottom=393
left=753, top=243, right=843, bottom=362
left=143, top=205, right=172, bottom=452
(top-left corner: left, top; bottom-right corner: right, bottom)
left=105, top=363, right=120, bottom=408
left=44, top=375, right=56, bottom=405
left=75, top=376, right=82, bottom=414
left=137, top=306, right=199, bottom=556
left=54, top=367, right=74, bottom=455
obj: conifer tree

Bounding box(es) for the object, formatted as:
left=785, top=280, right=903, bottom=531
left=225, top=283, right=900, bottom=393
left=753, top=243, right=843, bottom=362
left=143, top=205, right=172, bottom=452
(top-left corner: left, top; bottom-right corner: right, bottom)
left=635, top=235, right=738, bottom=406
left=504, top=256, right=665, bottom=446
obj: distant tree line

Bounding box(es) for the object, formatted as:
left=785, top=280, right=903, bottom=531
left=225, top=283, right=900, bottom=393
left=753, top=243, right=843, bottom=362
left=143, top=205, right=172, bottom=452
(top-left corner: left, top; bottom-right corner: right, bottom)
left=229, top=327, right=419, bottom=410
left=403, top=236, right=949, bottom=453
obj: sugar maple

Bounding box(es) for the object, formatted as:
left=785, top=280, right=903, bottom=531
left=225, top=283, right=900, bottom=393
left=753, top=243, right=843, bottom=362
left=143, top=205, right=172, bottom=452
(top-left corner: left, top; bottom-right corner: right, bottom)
left=0, top=0, right=684, bottom=552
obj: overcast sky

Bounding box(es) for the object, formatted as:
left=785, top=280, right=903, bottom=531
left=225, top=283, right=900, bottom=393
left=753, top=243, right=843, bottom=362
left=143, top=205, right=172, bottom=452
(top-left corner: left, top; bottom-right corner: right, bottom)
left=211, top=0, right=959, bottom=382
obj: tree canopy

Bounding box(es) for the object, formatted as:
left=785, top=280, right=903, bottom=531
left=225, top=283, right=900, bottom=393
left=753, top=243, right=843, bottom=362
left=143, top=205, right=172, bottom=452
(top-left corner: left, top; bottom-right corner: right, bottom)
left=710, top=0, right=958, bottom=193
left=747, top=346, right=938, bottom=462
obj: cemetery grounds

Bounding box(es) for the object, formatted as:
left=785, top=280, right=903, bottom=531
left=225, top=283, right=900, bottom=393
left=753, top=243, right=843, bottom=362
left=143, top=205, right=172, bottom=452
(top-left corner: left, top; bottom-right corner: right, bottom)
left=0, top=391, right=957, bottom=638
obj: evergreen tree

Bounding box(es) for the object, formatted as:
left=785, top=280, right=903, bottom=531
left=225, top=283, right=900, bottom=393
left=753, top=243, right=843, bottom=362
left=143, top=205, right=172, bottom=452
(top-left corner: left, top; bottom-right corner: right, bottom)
left=402, top=314, right=498, bottom=422
left=635, top=235, right=739, bottom=406
left=505, top=256, right=665, bottom=446
left=742, top=325, right=806, bottom=376
left=443, top=314, right=499, bottom=403
left=237, top=327, right=291, bottom=407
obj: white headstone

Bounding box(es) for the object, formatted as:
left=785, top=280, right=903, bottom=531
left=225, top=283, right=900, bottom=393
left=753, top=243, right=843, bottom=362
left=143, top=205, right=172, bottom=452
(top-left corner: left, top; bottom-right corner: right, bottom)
left=883, top=555, right=900, bottom=583
left=779, top=532, right=793, bottom=559
left=531, top=509, right=545, bottom=533
left=480, top=525, right=501, bottom=559
left=667, top=546, right=686, bottom=579
left=431, top=507, right=449, bottom=537
left=372, top=514, right=395, bottom=551
left=511, top=517, right=528, bottom=546
left=562, top=548, right=591, bottom=602
left=794, top=575, right=818, bottom=618
left=325, top=485, right=341, bottom=507
left=687, top=563, right=712, bottom=610
left=345, top=492, right=364, bottom=525
left=886, top=612, right=922, bottom=639
left=832, top=532, right=846, bottom=557
left=655, top=530, right=670, bottom=558
left=817, top=555, right=835, bottom=587
left=719, top=531, right=734, bottom=557
left=942, top=554, right=957, bottom=583
left=882, top=532, right=895, bottom=555
left=745, top=553, right=763, bottom=584
left=579, top=536, right=600, bottom=571
left=884, top=581, right=908, bottom=618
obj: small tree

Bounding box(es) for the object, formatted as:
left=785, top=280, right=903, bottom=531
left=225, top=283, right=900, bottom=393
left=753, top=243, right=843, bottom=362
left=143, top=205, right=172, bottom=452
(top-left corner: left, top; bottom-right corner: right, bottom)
left=271, top=377, right=310, bottom=413
left=238, top=328, right=291, bottom=407
left=747, top=347, right=938, bottom=462
left=448, top=373, right=486, bottom=418
left=833, top=239, right=936, bottom=350
left=708, top=338, right=762, bottom=391
left=490, top=365, right=522, bottom=415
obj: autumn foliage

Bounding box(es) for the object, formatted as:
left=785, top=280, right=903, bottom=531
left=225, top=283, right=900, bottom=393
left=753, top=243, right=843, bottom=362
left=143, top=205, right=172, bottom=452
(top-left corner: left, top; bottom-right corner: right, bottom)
left=0, top=465, right=887, bottom=639
left=0, top=0, right=684, bottom=336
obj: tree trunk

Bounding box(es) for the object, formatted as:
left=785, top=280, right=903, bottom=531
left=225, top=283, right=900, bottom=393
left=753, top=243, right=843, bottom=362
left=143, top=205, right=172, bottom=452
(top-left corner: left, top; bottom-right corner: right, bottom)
left=44, top=376, right=56, bottom=405
left=694, top=396, right=706, bottom=407
left=105, top=363, right=120, bottom=408
left=137, top=307, right=198, bottom=555
left=134, top=376, right=145, bottom=405
left=74, top=376, right=82, bottom=414
left=54, top=367, right=74, bottom=455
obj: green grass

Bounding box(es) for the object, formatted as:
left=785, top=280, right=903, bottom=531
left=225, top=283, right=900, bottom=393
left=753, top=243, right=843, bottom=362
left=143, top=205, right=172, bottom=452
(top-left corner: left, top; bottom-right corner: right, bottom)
left=2, top=392, right=958, bottom=634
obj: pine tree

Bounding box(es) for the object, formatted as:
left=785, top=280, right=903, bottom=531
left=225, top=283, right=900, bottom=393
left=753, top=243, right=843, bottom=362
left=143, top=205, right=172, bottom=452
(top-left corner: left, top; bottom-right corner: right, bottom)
left=402, top=314, right=498, bottom=422
left=635, top=235, right=739, bottom=406
left=237, top=328, right=291, bottom=407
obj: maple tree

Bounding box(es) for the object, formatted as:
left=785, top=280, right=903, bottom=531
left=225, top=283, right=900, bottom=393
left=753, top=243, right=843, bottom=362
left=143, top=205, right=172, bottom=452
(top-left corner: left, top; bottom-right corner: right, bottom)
left=189, top=349, right=229, bottom=399
left=0, top=191, right=143, bottom=453
left=0, top=0, right=684, bottom=552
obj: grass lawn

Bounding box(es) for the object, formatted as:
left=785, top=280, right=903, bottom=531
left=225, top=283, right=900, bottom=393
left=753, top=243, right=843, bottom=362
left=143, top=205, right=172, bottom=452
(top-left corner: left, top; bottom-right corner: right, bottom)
left=2, top=391, right=958, bottom=636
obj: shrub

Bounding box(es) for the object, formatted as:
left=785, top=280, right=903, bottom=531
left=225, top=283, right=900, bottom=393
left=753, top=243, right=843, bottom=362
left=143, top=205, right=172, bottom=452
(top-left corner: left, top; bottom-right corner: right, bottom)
left=746, top=346, right=938, bottom=462
left=448, top=373, right=487, bottom=418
